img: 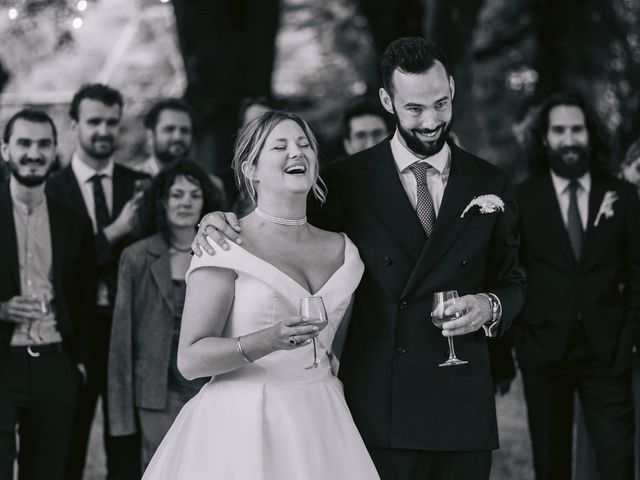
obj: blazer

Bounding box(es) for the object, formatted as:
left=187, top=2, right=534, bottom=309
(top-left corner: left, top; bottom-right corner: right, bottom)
left=108, top=234, right=184, bottom=436
left=0, top=181, right=96, bottom=364
left=46, top=163, right=150, bottom=306
left=310, top=140, right=526, bottom=451
left=514, top=172, right=640, bottom=374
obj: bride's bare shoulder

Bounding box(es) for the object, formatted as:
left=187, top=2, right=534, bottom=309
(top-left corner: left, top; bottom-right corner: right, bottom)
left=309, top=226, right=345, bottom=250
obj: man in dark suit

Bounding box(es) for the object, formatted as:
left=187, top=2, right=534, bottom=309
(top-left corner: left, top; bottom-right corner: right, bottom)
left=0, top=109, right=95, bottom=479
left=192, top=37, right=525, bottom=480
left=46, top=84, right=148, bottom=480
left=514, top=92, right=639, bottom=479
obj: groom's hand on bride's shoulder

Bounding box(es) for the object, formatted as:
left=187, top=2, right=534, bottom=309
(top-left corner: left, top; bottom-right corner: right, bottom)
left=441, top=294, right=492, bottom=337
left=192, top=211, right=242, bottom=256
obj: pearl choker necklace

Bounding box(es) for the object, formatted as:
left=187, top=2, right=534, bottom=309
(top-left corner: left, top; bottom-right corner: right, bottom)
left=255, top=207, right=307, bottom=226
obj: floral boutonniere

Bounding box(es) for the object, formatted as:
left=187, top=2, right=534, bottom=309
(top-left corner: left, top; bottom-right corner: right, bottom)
left=593, top=190, right=619, bottom=227
left=460, top=194, right=505, bottom=218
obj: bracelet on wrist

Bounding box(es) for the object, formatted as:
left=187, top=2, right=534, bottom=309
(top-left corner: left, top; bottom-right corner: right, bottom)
left=236, top=336, right=253, bottom=363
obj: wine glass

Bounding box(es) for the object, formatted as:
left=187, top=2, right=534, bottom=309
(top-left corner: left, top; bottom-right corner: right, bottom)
left=431, top=290, right=468, bottom=367
left=27, top=292, right=49, bottom=343
left=299, top=296, right=329, bottom=369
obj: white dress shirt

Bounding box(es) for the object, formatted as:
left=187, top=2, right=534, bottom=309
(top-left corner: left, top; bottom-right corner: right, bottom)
left=71, top=154, right=115, bottom=307
left=549, top=170, right=591, bottom=230
left=71, top=154, right=114, bottom=233
left=9, top=178, right=62, bottom=346
left=389, top=130, right=451, bottom=215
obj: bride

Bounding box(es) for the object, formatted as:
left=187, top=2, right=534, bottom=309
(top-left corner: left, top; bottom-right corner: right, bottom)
left=142, top=111, right=380, bottom=479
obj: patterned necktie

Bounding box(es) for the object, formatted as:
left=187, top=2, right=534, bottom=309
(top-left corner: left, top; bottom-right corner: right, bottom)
left=408, top=162, right=436, bottom=237
left=567, top=180, right=583, bottom=259
left=89, top=174, right=110, bottom=230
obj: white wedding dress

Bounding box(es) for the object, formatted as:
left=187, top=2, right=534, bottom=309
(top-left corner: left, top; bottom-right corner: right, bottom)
left=142, top=234, right=380, bottom=479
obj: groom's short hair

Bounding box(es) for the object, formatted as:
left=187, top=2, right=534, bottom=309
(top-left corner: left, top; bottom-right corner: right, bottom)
left=380, top=37, right=451, bottom=95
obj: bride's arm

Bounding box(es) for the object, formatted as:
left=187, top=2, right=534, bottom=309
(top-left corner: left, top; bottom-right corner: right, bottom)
left=177, top=267, right=320, bottom=379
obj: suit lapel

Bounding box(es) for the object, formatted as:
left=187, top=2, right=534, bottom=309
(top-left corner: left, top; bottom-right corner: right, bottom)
left=47, top=199, right=65, bottom=308
left=112, top=165, right=131, bottom=219
left=352, top=142, right=425, bottom=260
left=402, top=147, right=479, bottom=296
left=0, top=183, right=20, bottom=293
left=61, top=166, right=90, bottom=218
left=147, top=235, right=174, bottom=313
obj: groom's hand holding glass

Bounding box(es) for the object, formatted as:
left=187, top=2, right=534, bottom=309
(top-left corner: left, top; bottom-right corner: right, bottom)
left=439, top=294, right=493, bottom=337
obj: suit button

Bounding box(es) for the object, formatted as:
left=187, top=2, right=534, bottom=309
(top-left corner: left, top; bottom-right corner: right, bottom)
left=396, top=346, right=407, bottom=355
left=399, top=301, right=408, bottom=310
left=383, top=256, right=392, bottom=266
left=461, top=259, right=469, bottom=268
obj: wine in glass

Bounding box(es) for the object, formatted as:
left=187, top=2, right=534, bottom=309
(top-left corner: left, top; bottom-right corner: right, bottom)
left=299, top=296, right=329, bottom=369
left=431, top=290, right=468, bottom=367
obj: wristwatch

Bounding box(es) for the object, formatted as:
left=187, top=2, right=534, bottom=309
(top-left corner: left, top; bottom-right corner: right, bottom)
left=478, top=293, right=501, bottom=337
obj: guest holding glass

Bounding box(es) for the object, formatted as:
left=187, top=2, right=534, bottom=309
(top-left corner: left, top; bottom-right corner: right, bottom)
left=107, top=160, right=221, bottom=472
left=142, top=111, right=379, bottom=479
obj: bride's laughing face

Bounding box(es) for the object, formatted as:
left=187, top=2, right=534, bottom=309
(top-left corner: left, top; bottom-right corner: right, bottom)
left=251, top=119, right=317, bottom=198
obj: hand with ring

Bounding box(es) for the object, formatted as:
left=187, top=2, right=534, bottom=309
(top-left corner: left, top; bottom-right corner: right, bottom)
left=272, top=316, right=322, bottom=350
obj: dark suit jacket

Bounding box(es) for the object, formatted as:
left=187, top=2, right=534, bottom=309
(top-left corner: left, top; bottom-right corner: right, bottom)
left=108, top=234, right=187, bottom=436
left=46, top=163, right=149, bottom=307
left=310, top=140, right=526, bottom=451
left=514, top=172, right=640, bottom=374
left=0, top=181, right=96, bottom=364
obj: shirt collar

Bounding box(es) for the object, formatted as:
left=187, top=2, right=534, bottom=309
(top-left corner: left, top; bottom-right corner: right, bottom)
left=390, top=129, right=450, bottom=174
left=71, top=152, right=114, bottom=184
left=549, top=169, right=591, bottom=195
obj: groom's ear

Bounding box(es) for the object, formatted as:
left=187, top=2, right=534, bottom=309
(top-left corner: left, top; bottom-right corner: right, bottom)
left=449, top=77, right=455, bottom=100
left=379, top=88, right=394, bottom=115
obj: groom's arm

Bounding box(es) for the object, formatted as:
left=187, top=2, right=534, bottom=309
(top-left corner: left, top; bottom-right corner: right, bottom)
left=483, top=175, right=526, bottom=337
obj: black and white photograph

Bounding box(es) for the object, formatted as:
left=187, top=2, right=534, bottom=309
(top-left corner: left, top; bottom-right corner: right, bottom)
left=0, top=0, right=639, bottom=479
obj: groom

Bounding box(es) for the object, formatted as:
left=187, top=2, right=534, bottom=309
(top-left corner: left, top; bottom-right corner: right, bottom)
left=193, top=37, right=525, bottom=480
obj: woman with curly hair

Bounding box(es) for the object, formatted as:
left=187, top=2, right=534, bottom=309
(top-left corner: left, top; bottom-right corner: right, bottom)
left=107, top=160, right=221, bottom=471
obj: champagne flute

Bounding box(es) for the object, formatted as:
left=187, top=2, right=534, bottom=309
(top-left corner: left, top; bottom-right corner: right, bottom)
left=431, top=290, right=468, bottom=367
left=299, top=296, right=329, bottom=369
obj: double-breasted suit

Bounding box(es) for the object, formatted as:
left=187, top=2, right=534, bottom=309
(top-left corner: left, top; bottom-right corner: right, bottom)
left=311, top=140, right=525, bottom=458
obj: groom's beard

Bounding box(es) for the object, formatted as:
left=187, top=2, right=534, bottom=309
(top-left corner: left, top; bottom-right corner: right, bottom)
left=546, top=145, right=591, bottom=179
left=393, top=109, right=451, bottom=158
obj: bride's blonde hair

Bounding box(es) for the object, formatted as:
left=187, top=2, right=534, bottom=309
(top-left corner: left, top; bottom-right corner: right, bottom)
left=232, top=110, right=327, bottom=206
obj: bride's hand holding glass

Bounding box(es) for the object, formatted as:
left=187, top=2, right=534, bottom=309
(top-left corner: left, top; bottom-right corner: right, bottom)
left=271, top=316, right=320, bottom=350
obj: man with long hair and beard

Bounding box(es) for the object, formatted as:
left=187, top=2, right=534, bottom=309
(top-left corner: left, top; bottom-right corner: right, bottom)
left=0, top=109, right=95, bottom=480
left=514, top=92, right=640, bottom=479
